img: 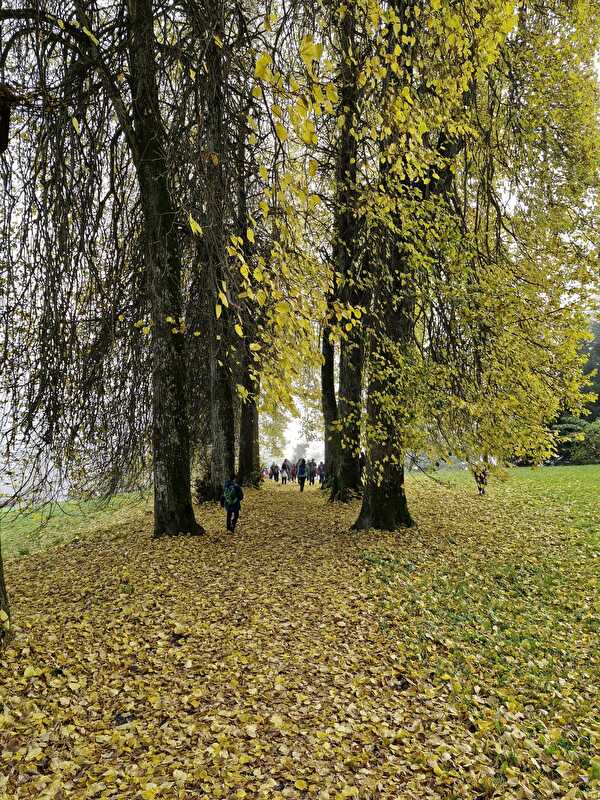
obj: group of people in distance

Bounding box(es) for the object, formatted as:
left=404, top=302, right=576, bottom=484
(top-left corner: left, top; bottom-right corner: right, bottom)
left=265, top=458, right=325, bottom=492
left=221, top=456, right=327, bottom=535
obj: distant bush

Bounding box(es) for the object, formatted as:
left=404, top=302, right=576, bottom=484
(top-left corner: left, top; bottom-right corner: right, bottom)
left=570, top=420, right=600, bottom=464
left=550, top=415, right=588, bottom=464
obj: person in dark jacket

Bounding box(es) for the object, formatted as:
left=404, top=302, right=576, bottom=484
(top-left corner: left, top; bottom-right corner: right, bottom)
left=297, top=458, right=307, bottom=492
left=317, top=461, right=325, bottom=484
left=220, top=474, right=244, bottom=532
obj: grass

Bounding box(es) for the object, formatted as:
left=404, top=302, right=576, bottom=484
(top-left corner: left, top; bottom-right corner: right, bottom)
left=0, top=492, right=151, bottom=559
left=0, top=467, right=599, bottom=799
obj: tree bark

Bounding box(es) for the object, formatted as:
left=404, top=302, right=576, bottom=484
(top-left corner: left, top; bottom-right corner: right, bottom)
left=336, top=330, right=364, bottom=497
left=128, top=0, right=201, bottom=535
left=0, top=544, right=10, bottom=646
left=330, top=8, right=364, bottom=500
left=354, top=244, right=414, bottom=530
left=321, top=321, right=340, bottom=488
left=235, top=96, right=260, bottom=486
left=238, top=366, right=260, bottom=484
left=209, top=329, right=236, bottom=494
left=204, top=1, right=236, bottom=498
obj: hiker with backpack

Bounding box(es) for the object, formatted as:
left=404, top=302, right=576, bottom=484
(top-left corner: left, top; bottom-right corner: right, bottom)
left=220, top=473, right=244, bottom=533
left=297, top=458, right=307, bottom=492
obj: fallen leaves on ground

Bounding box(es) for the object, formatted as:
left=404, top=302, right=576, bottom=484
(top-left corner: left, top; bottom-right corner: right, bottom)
left=1, top=472, right=599, bottom=799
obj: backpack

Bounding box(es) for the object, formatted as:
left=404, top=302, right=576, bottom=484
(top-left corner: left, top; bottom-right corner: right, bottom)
left=223, top=483, right=238, bottom=507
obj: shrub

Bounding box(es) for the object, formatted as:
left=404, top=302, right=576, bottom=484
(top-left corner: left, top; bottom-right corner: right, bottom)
left=570, top=420, right=600, bottom=464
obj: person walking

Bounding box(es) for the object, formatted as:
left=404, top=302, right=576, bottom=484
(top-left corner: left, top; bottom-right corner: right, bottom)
left=317, top=461, right=325, bottom=484
left=220, top=473, right=244, bottom=533
left=308, top=459, right=317, bottom=485
left=290, top=462, right=297, bottom=482
left=281, top=462, right=289, bottom=485
left=297, top=458, right=307, bottom=492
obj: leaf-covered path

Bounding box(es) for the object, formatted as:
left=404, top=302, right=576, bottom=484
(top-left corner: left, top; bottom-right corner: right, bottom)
left=2, top=473, right=600, bottom=799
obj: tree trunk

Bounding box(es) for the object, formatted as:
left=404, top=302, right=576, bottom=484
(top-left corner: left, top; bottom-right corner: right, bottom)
left=321, top=322, right=340, bottom=489
left=235, top=96, right=260, bottom=486
left=354, top=246, right=414, bottom=531
left=203, top=0, right=236, bottom=498
left=353, top=364, right=413, bottom=529
left=0, top=545, right=10, bottom=646
left=128, top=0, right=201, bottom=535
left=336, top=330, right=364, bottom=497
left=238, top=367, right=260, bottom=484
left=330, top=8, right=364, bottom=500
left=209, top=330, right=236, bottom=495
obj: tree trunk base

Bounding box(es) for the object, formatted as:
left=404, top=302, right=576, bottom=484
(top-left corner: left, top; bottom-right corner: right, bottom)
left=352, top=476, right=413, bottom=531
left=330, top=485, right=362, bottom=503
left=153, top=500, right=204, bottom=537
left=327, top=472, right=362, bottom=503
left=153, top=525, right=205, bottom=538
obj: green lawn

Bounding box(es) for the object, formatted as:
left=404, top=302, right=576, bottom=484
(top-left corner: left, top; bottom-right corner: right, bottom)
left=0, top=492, right=151, bottom=559
left=419, top=464, right=600, bottom=534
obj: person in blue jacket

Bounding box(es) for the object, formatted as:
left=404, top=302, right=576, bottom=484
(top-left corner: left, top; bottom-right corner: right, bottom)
left=297, top=458, right=307, bottom=492
left=220, top=473, right=244, bottom=532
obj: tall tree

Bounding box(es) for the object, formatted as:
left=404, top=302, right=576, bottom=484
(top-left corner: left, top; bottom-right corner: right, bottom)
left=126, top=0, right=201, bottom=534
left=0, top=1, right=202, bottom=534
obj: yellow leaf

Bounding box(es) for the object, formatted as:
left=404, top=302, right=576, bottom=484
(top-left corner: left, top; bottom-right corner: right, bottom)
left=309, top=159, right=318, bottom=177
left=299, top=36, right=323, bottom=68
left=173, top=769, right=187, bottom=785
left=235, top=323, right=244, bottom=338
left=249, top=343, right=261, bottom=351
left=71, top=117, right=80, bottom=134
left=247, top=228, right=255, bottom=244
left=215, top=304, right=222, bottom=319
left=255, top=52, right=273, bottom=80
left=24, top=666, right=41, bottom=679
left=275, top=122, right=288, bottom=141
left=248, top=133, right=257, bottom=145
left=83, top=26, right=99, bottom=46
left=300, top=118, right=316, bottom=145
left=213, top=34, right=223, bottom=48
left=326, top=82, right=338, bottom=103
left=252, top=85, right=262, bottom=99
left=218, top=291, right=229, bottom=308
left=259, top=165, right=268, bottom=181
left=295, top=779, right=308, bottom=790
left=189, top=213, right=203, bottom=236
